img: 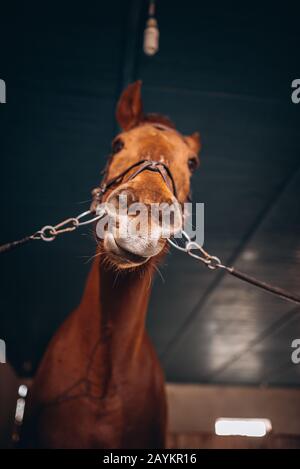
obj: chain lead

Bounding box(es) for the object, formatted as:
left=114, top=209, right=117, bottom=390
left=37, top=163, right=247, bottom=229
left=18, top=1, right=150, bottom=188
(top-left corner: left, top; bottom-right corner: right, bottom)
left=31, top=207, right=106, bottom=243
left=168, top=230, right=224, bottom=270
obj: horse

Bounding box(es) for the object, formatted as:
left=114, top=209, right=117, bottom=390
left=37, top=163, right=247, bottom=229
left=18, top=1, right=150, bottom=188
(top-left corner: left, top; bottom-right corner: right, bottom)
left=22, top=81, right=201, bottom=449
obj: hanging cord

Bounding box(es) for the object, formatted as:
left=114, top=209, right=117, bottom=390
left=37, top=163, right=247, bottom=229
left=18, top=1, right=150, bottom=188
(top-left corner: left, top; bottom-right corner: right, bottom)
left=168, top=231, right=300, bottom=306
left=143, top=0, right=159, bottom=56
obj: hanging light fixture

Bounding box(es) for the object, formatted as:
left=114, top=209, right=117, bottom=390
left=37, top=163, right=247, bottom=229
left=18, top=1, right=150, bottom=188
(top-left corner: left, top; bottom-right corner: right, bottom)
left=143, top=0, right=159, bottom=56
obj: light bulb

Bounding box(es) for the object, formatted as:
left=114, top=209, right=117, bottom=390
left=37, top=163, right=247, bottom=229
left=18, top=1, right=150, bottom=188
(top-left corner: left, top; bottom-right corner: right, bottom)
left=143, top=18, right=159, bottom=56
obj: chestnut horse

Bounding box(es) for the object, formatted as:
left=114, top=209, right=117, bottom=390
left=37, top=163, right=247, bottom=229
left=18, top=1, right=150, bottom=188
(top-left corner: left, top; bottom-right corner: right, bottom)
left=22, top=81, right=201, bottom=448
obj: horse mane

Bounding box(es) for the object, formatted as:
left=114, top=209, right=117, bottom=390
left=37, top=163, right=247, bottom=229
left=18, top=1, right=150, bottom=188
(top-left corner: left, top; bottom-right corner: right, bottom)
left=141, top=113, right=176, bottom=129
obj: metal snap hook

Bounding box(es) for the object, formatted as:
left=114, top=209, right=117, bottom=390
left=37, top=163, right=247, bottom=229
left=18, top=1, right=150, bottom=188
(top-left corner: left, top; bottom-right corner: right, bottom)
left=186, top=241, right=211, bottom=265
left=207, top=255, right=222, bottom=270
left=40, top=225, right=57, bottom=242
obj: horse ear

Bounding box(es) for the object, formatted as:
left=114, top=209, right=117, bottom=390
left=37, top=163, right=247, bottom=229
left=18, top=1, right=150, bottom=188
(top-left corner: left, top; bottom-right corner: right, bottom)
left=116, top=80, right=144, bottom=131
left=184, top=132, right=202, bottom=154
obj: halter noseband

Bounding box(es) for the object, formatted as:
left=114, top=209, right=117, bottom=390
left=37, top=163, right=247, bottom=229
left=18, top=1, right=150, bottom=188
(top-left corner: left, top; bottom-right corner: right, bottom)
left=91, top=159, right=178, bottom=212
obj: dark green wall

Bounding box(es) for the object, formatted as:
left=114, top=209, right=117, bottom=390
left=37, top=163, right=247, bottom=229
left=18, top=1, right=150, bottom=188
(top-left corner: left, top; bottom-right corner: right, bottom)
left=0, top=1, right=299, bottom=385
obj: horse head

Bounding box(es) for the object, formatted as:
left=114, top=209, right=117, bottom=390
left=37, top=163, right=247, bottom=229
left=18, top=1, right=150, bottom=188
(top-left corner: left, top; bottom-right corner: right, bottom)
left=95, top=81, right=201, bottom=269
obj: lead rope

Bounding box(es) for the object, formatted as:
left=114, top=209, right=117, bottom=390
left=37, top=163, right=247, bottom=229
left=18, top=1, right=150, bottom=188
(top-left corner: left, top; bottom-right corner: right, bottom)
left=0, top=207, right=106, bottom=254
left=1, top=192, right=300, bottom=305
left=1, top=206, right=300, bottom=306
left=168, top=232, right=300, bottom=306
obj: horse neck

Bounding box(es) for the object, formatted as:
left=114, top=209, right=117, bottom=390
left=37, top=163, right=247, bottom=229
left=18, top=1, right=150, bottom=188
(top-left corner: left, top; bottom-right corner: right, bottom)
left=79, top=258, right=154, bottom=365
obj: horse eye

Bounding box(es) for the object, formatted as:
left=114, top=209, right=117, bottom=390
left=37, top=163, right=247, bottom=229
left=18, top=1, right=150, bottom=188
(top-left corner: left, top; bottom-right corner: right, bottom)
left=188, top=156, right=198, bottom=173
left=112, top=138, right=124, bottom=154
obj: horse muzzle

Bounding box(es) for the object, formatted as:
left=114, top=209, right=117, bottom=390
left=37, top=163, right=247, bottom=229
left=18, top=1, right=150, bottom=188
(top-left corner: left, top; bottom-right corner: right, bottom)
left=98, top=184, right=182, bottom=268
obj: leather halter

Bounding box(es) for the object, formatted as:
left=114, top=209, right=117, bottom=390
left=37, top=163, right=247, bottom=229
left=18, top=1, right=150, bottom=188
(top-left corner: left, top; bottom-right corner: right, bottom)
left=91, top=159, right=178, bottom=211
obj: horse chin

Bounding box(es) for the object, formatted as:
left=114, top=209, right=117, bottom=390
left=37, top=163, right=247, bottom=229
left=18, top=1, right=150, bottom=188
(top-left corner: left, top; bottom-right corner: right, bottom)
left=102, top=233, right=162, bottom=270
left=109, top=245, right=150, bottom=269
left=108, top=253, right=149, bottom=270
